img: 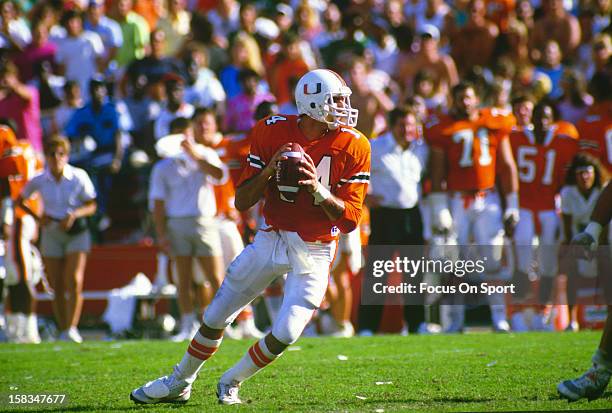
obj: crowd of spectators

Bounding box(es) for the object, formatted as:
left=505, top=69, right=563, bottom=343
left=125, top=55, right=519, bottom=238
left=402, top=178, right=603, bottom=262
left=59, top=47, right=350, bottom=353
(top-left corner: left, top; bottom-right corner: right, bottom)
left=0, top=0, right=609, bottom=240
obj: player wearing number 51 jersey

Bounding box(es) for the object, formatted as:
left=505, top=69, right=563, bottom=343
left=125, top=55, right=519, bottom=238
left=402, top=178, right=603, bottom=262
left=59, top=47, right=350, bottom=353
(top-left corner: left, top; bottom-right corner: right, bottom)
left=131, top=69, right=370, bottom=406
left=510, top=102, right=579, bottom=313
left=426, top=82, right=519, bottom=333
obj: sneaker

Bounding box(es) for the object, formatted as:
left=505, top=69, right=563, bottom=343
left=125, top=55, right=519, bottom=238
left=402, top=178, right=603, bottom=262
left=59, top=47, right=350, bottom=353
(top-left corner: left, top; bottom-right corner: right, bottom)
left=67, top=327, right=83, bottom=343
left=558, top=365, right=611, bottom=401
left=237, top=318, right=264, bottom=340
left=493, top=320, right=511, bottom=333
left=131, top=367, right=192, bottom=404
left=564, top=321, right=579, bottom=332
left=59, top=328, right=83, bottom=343
left=358, top=329, right=374, bottom=337
left=417, top=322, right=442, bottom=335
left=216, top=380, right=241, bottom=405
left=331, top=321, right=355, bottom=338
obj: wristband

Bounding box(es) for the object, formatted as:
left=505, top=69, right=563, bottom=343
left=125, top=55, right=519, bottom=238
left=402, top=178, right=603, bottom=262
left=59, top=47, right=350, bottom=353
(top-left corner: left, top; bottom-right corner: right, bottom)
left=584, top=222, right=603, bottom=242
left=312, top=184, right=332, bottom=203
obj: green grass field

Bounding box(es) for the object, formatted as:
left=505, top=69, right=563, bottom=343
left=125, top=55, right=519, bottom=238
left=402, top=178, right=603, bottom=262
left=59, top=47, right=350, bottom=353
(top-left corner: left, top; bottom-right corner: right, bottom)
left=1, top=332, right=611, bottom=412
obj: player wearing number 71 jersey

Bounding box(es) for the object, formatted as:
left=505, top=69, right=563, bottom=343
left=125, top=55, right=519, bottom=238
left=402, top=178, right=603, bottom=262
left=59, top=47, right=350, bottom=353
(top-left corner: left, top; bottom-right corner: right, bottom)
left=131, top=69, right=370, bottom=405
left=426, top=82, right=519, bottom=332
left=509, top=101, right=578, bottom=317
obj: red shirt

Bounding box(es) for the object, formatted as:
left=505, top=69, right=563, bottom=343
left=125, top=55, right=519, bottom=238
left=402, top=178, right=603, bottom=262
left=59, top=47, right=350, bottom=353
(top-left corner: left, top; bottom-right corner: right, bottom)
left=510, top=123, right=579, bottom=211
left=576, top=102, right=611, bottom=174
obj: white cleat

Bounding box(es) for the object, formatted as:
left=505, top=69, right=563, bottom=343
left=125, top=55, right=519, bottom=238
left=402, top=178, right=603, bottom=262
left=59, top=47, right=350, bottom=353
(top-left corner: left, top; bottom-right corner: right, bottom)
left=217, top=380, right=242, bottom=405
left=130, top=366, right=192, bottom=404
left=558, top=365, right=611, bottom=401
left=493, top=320, right=511, bottom=333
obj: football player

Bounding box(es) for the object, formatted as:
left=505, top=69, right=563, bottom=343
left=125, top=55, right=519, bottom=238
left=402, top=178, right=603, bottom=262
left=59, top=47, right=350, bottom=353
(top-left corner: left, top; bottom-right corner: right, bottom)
left=557, top=182, right=612, bottom=401
left=510, top=101, right=579, bottom=330
left=576, top=72, right=611, bottom=175
left=427, top=82, right=519, bottom=332
left=131, top=69, right=370, bottom=405
left=0, top=125, right=43, bottom=343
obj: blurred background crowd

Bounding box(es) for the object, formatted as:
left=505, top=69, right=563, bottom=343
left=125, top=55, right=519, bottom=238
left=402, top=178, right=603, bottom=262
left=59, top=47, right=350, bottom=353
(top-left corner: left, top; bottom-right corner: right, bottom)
left=0, top=0, right=609, bottom=239
left=0, top=0, right=610, bottom=342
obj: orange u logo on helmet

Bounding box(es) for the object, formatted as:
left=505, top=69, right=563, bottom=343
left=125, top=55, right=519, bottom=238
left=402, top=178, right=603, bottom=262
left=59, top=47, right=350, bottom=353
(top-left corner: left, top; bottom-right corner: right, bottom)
left=303, top=82, right=322, bottom=95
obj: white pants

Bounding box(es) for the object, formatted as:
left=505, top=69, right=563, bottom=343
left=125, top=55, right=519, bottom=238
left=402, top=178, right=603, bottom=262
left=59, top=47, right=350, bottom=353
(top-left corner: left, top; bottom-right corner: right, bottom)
left=513, top=209, right=560, bottom=278
left=450, top=191, right=504, bottom=274
left=204, top=229, right=336, bottom=344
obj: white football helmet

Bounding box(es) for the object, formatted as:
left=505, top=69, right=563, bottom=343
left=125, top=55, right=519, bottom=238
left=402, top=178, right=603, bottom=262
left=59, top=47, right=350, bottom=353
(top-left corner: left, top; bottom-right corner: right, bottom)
left=295, top=69, right=358, bottom=129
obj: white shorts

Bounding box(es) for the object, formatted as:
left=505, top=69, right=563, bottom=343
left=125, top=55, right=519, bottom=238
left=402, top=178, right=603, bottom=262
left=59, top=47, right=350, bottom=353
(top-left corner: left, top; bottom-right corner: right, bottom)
left=167, top=216, right=222, bottom=257
left=450, top=190, right=504, bottom=274
left=204, top=229, right=336, bottom=344
left=513, top=208, right=560, bottom=278
left=331, top=228, right=362, bottom=274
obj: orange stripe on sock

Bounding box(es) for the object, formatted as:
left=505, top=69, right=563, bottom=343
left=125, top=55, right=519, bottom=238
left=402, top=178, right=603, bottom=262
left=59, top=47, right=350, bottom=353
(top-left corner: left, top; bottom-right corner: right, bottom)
left=248, top=346, right=266, bottom=368
left=253, top=342, right=273, bottom=364
left=190, top=340, right=217, bottom=354
left=188, top=346, right=212, bottom=361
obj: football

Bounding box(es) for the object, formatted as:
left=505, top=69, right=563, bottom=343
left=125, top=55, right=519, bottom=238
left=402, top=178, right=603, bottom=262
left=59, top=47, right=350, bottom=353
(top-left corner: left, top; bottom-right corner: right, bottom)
left=276, top=142, right=306, bottom=203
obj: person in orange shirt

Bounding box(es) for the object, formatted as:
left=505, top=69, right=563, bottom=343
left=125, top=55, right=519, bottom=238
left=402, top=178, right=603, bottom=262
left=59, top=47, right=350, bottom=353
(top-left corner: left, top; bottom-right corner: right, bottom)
left=576, top=73, right=611, bottom=175
left=427, top=81, right=519, bottom=333
left=509, top=101, right=579, bottom=331
left=131, top=69, right=369, bottom=405
left=0, top=125, right=43, bottom=343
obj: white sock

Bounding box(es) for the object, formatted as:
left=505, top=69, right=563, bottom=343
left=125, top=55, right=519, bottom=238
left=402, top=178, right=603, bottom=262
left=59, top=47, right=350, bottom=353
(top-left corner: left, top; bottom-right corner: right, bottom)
left=175, top=332, right=222, bottom=383
left=26, top=314, right=40, bottom=342
left=220, top=338, right=280, bottom=384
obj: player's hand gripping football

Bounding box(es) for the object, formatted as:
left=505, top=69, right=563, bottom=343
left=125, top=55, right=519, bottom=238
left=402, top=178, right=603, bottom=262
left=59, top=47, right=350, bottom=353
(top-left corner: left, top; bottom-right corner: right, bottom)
left=266, top=143, right=293, bottom=179
left=297, top=153, right=318, bottom=193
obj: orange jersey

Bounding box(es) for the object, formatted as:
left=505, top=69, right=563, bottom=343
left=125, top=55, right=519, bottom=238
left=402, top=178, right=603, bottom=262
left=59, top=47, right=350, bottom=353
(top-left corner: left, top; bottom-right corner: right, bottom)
left=426, top=109, right=512, bottom=191
left=215, top=134, right=251, bottom=186
left=238, top=115, right=371, bottom=242
left=576, top=103, right=612, bottom=173
left=510, top=124, right=579, bottom=211
left=0, top=138, right=42, bottom=218
left=212, top=135, right=239, bottom=218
